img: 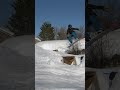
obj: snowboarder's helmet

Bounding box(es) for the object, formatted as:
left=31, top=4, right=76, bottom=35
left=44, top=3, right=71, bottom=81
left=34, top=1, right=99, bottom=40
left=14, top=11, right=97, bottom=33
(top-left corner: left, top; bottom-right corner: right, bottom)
left=68, top=24, right=72, bottom=28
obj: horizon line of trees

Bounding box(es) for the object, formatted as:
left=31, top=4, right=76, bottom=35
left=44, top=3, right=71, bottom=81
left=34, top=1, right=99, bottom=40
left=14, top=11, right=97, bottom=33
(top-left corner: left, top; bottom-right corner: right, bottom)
left=38, top=21, right=85, bottom=41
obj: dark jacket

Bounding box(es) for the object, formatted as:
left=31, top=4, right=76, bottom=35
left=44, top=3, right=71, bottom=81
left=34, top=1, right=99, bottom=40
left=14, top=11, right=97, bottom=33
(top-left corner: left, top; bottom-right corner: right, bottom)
left=67, top=28, right=79, bottom=34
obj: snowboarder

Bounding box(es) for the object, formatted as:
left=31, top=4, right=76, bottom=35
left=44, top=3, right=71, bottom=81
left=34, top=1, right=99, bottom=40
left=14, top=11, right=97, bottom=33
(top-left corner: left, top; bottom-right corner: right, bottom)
left=86, top=0, right=106, bottom=41
left=67, top=24, right=79, bottom=45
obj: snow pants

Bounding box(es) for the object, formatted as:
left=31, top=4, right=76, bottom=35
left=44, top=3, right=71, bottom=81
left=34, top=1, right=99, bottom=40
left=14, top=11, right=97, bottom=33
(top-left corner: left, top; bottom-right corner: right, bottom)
left=67, top=32, right=78, bottom=44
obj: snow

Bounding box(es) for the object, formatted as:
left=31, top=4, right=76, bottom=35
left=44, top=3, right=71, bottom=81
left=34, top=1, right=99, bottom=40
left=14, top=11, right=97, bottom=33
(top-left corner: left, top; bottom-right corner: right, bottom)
left=0, top=35, right=85, bottom=89
left=0, top=27, right=14, bottom=35
left=36, top=38, right=85, bottom=53
left=0, top=35, right=34, bottom=90
left=36, top=40, right=69, bottom=51
left=35, top=45, right=85, bottom=90
left=35, top=37, right=41, bottom=42
left=97, top=68, right=120, bottom=90
left=91, top=28, right=120, bottom=59
left=35, top=38, right=85, bottom=89
left=103, top=28, right=120, bottom=58
left=86, top=67, right=120, bottom=90
left=75, top=55, right=85, bottom=66
left=0, top=35, right=34, bottom=57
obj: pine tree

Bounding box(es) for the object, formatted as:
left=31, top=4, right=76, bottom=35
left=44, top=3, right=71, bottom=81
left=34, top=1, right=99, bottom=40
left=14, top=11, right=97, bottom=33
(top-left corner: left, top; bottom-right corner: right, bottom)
left=39, top=22, right=55, bottom=40
left=7, top=0, right=34, bottom=36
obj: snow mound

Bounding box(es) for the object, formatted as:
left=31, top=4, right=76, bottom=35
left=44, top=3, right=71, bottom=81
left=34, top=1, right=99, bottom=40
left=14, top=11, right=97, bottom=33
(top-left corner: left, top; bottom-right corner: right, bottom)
left=36, top=40, right=69, bottom=50
left=35, top=45, right=63, bottom=65
left=86, top=67, right=120, bottom=90
left=0, top=35, right=34, bottom=90
left=35, top=37, right=41, bottom=41
left=102, top=28, right=120, bottom=58
left=35, top=44, right=85, bottom=90
left=36, top=39, right=85, bottom=53
left=0, top=35, right=34, bottom=57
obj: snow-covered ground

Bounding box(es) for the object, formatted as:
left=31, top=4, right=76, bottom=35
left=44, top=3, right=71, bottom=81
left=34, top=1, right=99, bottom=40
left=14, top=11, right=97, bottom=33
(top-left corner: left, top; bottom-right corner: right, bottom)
left=36, top=38, right=85, bottom=53
left=35, top=46, right=85, bottom=90
left=0, top=35, right=34, bottom=90
left=35, top=39, right=85, bottom=90
left=89, top=28, right=120, bottom=59
left=102, top=28, right=120, bottom=58
left=86, top=67, right=120, bottom=90
left=0, top=35, right=34, bottom=57
left=35, top=37, right=41, bottom=43
left=0, top=35, right=85, bottom=90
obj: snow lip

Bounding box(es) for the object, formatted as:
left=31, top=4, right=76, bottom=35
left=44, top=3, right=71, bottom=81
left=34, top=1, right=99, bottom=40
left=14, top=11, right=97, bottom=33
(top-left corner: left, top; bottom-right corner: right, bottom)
left=36, top=38, right=85, bottom=53
left=0, top=27, right=14, bottom=36
left=0, top=35, right=34, bottom=57
left=35, top=37, right=41, bottom=41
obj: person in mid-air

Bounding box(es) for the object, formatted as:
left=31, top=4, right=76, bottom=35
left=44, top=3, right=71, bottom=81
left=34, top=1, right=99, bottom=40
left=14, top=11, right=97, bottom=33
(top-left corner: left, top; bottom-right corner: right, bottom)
left=67, top=24, right=79, bottom=45
left=86, top=0, right=106, bottom=41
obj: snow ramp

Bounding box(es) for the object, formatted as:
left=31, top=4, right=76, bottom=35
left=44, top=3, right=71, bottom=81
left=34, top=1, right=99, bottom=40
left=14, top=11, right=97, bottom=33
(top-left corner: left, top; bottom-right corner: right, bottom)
left=36, top=39, right=85, bottom=53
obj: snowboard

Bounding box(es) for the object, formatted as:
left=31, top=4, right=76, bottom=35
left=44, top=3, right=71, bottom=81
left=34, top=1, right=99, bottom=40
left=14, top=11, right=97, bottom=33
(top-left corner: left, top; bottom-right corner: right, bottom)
left=68, top=39, right=79, bottom=48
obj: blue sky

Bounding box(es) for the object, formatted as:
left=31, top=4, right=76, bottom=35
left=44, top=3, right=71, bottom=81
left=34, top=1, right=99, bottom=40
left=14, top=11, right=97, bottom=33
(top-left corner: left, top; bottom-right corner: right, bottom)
left=35, top=0, right=85, bottom=36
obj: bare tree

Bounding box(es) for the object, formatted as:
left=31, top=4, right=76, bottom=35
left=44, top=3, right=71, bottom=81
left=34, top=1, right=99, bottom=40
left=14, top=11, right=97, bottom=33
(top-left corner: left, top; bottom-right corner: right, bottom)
left=57, top=27, right=67, bottom=40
